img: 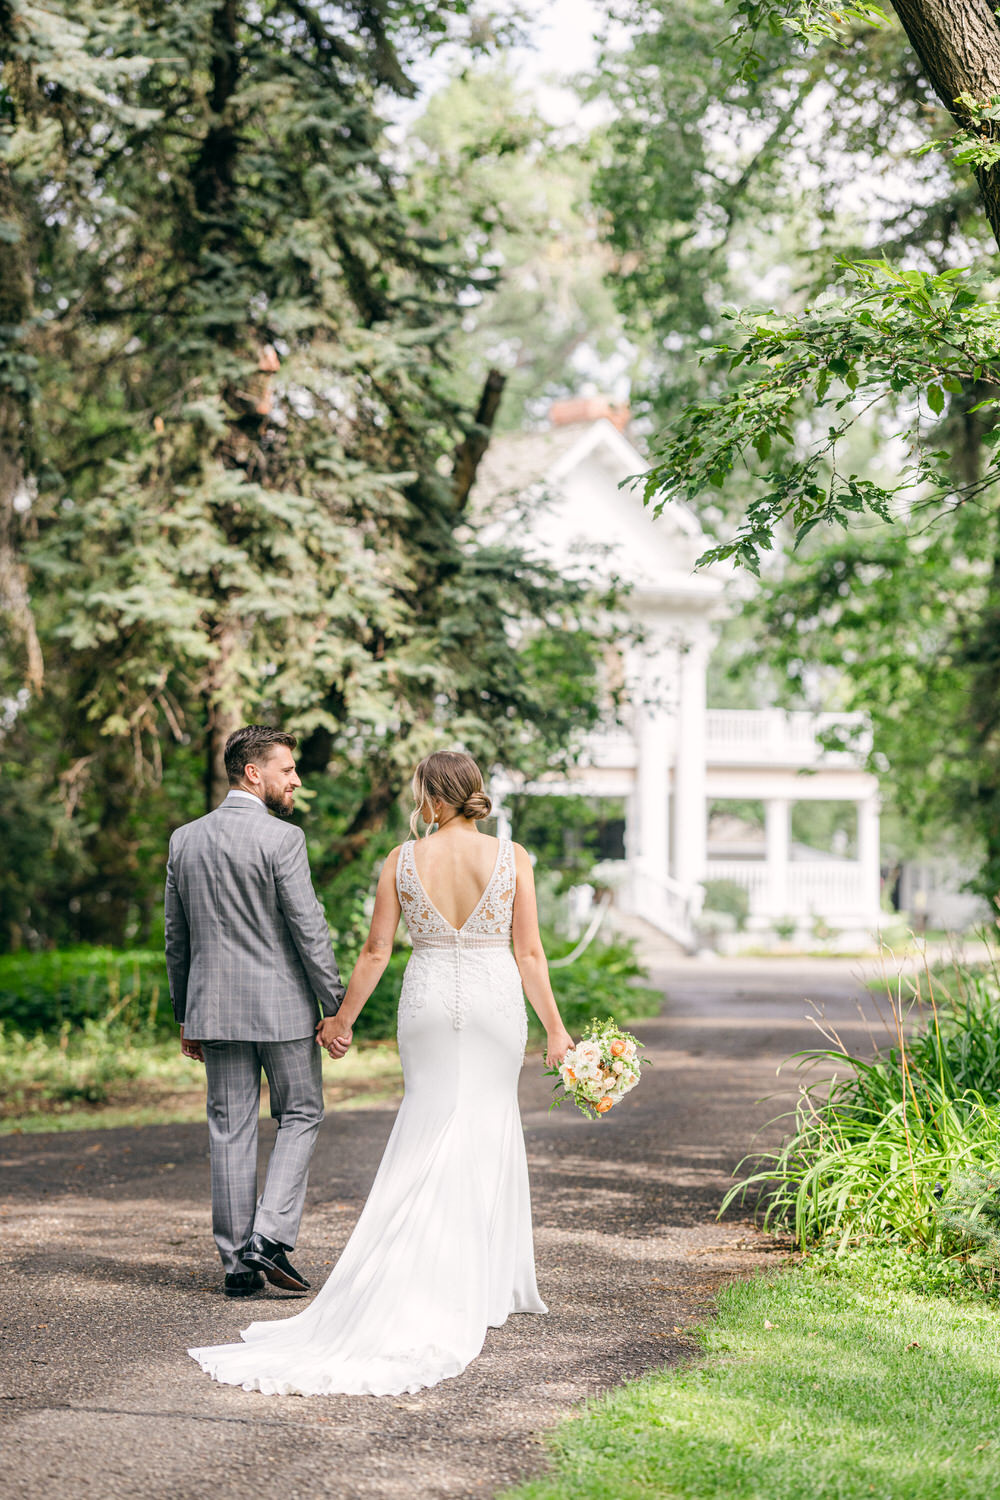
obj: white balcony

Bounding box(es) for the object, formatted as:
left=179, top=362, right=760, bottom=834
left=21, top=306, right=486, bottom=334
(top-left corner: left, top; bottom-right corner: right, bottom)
left=579, top=727, right=637, bottom=770
left=705, top=709, right=870, bottom=767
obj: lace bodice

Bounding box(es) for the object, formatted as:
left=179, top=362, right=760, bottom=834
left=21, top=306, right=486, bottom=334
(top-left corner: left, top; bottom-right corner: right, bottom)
left=396, top=838, right=516, bottom=950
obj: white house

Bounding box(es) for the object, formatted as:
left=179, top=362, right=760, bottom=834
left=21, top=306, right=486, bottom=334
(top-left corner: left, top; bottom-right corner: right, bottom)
left=473, top=403, right=883, bottom=952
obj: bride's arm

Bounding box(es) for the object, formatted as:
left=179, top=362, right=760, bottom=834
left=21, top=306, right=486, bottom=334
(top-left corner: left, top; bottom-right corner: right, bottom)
left=316, top=848, right=402, bottom=1057
left=511, top=843, right=573, bottom=1067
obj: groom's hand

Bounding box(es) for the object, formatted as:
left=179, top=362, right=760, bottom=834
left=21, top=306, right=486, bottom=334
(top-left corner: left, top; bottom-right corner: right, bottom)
left=179, top=1025, right=204, bottom=1063
left=316, top=1015, right=352, bottom=1060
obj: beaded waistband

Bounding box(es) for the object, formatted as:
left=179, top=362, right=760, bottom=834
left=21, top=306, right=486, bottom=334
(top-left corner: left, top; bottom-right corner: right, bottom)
left=410, top=932, right=512, bottom=952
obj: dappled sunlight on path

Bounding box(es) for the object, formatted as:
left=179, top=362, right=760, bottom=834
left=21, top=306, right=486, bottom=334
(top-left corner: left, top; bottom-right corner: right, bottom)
left=2, top=958, right=884, bottom=1500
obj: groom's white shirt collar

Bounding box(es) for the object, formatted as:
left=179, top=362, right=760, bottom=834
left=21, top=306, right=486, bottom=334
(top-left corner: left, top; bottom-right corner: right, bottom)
left=224, top=789, right=265, bottom=807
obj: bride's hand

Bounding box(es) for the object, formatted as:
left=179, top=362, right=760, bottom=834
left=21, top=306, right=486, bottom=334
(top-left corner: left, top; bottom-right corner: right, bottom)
left=316, top=1015, right=353, bottom=1059
left=545, top=1028, right=573, bottom=1068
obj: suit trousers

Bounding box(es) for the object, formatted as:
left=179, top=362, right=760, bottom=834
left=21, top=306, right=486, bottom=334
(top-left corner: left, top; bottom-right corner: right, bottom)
left=201, top=1036, right=324, bottom=1273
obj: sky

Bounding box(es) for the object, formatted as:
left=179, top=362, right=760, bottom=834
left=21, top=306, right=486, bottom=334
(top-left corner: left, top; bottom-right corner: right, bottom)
left=506, top=0, right=606, bottom=118
left=400, top=0, right=609, bottom=128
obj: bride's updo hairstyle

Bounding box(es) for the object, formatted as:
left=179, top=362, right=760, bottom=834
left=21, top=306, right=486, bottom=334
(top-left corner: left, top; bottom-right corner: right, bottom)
left=409, top=750, right=493, bottom=836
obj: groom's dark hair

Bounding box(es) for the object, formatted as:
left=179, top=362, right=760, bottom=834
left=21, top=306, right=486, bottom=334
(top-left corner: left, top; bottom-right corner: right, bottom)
left=225, top=725, right=297, bottom=785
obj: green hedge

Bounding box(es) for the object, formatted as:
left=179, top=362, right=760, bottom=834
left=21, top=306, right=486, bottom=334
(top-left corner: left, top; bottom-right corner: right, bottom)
left=0, top=933, right=662, bottom=1044
left=0, top=948, right=173, bottom=1035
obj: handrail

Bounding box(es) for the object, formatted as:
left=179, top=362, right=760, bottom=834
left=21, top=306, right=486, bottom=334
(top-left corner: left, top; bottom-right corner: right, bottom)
left=634, top=863, right=705, bottom=921
left=548, top=892, right=613, bottom=968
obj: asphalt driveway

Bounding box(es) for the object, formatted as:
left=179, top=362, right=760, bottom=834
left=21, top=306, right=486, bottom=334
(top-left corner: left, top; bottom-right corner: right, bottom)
left=2, top=957, right=889, bottom=1500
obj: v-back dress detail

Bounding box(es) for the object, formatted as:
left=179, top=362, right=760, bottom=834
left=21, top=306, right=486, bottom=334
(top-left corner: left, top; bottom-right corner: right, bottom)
left=188, top=837, right=546, bottom=1397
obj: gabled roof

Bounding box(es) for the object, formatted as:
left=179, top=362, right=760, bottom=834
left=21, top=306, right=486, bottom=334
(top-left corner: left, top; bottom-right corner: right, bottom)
left=473, top=418, right=703, bottom=538
left=472, top=417, right=721, bottom=605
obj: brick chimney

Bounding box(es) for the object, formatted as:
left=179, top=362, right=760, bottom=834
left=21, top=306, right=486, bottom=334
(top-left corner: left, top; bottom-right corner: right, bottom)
left=548, top=396, right=630, bottom=432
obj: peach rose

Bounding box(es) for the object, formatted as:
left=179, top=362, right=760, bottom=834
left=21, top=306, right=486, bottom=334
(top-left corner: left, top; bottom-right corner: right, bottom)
left=596, top=1096, right=615, bottom=1113
left=610, top=1040, right=626, bottom=1058
left=563, top=1067, right=576, bottom=1083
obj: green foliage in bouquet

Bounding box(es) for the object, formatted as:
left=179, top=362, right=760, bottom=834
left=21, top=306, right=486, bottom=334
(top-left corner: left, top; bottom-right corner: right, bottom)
left=545, top=1015, right=650, bottom=1120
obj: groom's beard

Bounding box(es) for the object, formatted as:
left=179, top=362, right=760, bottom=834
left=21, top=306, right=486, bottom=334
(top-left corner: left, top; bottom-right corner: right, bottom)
left=263, top=789, right=295, bottom=818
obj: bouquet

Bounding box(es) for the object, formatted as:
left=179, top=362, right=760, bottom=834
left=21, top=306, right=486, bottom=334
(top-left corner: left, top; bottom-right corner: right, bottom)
left=545, top=1016, right=647, bottom=1119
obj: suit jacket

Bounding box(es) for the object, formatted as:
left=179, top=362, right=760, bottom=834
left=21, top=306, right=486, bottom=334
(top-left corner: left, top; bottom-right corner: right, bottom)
left=164, top=793, right=345, bottom=1041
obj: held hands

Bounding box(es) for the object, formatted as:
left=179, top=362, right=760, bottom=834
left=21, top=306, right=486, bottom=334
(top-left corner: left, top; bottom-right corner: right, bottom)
left=179, top=1025, right=204, bottom=1063
left=545, top=1027, right=573, bottom=1068
left=316, top=1014, right=353, bottom=1060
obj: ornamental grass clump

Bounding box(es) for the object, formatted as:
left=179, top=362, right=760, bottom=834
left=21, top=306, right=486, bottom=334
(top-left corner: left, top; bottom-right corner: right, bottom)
left=723, top=954, right=1000, bottom=1251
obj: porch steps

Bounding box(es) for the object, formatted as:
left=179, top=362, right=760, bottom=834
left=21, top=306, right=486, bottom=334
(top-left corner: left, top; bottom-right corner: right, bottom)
left=607, top=910, right=690, bottom=965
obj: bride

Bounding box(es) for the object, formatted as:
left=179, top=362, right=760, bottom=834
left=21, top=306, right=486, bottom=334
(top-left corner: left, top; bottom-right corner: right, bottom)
left=189, top=749, right=574, bottom=1396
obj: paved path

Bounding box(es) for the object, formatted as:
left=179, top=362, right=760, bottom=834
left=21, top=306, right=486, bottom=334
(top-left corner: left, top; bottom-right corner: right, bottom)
left=2, top=959, right=890, bottom=1500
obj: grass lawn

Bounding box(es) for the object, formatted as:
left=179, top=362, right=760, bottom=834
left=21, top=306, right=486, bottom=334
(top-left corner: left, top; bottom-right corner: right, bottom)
left=502, top=1260, right=1000, bottom=1500
left=0, top=1033, right=404, bottom=1134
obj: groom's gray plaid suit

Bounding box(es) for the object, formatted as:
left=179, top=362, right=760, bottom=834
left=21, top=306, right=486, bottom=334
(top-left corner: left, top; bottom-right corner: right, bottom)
left=164, top=791, right=345, bottom=1272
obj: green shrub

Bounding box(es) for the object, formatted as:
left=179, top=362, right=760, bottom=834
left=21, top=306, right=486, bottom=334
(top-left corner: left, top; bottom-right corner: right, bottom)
left=936, top=1170, right=1000, bottom=1281
left=0, top=948, right=170, bottom=1035
left=724, top=962, right=1000, bottom=1252
left=542, top=933, right=662, bottom=1040
left=1, top=928, right=661, bottom=1049
left=701, top=878, right=749, bottom=931
left=0, top=1018, right=182, bottom=1113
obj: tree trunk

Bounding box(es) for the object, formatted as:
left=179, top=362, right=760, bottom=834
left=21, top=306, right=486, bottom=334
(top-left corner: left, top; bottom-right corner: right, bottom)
left=452, top=368, right=506, bottom=512
left=193, top=2, right=247, bottom=811
left=330, top=771, right=405, bottom=867
left=0, top=163, right=43, bottom=694
left=0, top=423, right=43, bottom=694
left=191, top=0, right=240, bottom=228
left=946, top=377, right=1000, bottom=898
left=203, top=619, right=243, bottom=811
left=891, top=0, right=1000, bottom=249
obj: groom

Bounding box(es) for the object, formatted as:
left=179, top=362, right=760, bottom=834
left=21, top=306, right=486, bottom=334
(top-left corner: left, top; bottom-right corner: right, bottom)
left=164, top=725, right=351, bottom=1297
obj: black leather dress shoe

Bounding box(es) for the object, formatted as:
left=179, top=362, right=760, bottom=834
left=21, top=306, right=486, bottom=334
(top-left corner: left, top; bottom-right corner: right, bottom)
left=224, top=1269, right=265, bottom=1297
left=241, top=1232, right=310, bottom=1291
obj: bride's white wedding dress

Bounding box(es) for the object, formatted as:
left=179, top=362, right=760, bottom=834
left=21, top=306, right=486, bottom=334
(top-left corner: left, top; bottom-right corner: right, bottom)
left=188, top=836, right=547, bottom=1396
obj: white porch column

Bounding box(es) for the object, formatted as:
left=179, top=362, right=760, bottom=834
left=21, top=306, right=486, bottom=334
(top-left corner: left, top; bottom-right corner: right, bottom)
left=673, top=637, right=709, bottom=892
left=765, top=797, right=789, bottom=918
left=634, top=695, right=671, bottom=883
left=489, top=773, right=513, bottom=840
left=856, top=793, right=881, bottom=925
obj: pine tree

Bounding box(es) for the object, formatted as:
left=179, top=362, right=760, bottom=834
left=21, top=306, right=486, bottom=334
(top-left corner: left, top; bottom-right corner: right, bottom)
left=2, top=3, right=616, bottom=946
